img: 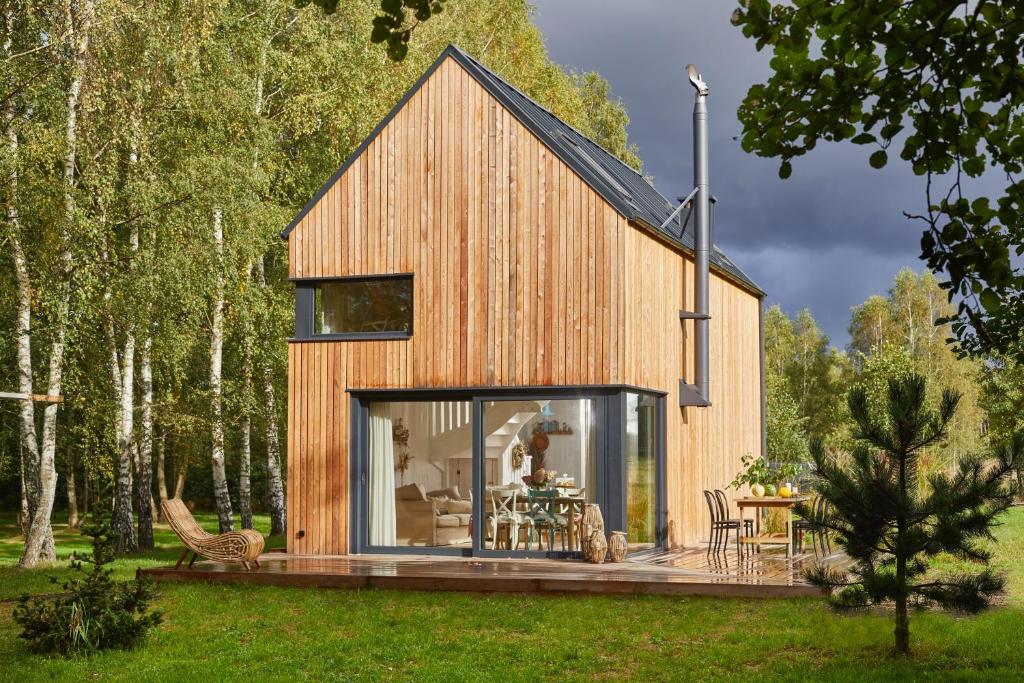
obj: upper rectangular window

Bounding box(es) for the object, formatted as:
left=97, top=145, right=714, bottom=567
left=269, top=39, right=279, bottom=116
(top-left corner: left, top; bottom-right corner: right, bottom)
left=311, top=276, right=413, bottom=338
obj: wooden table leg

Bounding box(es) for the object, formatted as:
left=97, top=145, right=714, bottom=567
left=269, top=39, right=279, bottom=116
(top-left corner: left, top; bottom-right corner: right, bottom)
left=786, top=507, right=793, bottom=559
left=755, top=506, right=761, bottom=553
left=567, top=503, right=576, bottom=552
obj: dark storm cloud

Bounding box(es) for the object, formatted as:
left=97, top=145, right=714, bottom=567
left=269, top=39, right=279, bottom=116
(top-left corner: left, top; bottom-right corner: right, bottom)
left=530, top=0, right=932, bottom=346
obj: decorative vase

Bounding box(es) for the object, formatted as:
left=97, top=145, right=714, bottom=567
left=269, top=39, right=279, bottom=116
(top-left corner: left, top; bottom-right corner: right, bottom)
left=586, top=529, right=608, bottom=564
left=779, top=482, right=793, bottom=498
left=579, top=504, right=605, bottom=558
left=607, top=531, right=627, bottom=563
left=751, top=483, right=765, bottom=497
left=764, top=483, right=777, bottom=497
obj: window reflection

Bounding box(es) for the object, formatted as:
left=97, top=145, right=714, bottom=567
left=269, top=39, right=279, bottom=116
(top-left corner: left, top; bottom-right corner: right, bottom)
left=626, top=392, right=657, bottom=550
left=315, top=277, right=412, bottom=335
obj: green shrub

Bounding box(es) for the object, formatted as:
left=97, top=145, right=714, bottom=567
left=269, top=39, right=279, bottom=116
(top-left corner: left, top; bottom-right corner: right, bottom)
left=13, top=505, right=162, bottom=656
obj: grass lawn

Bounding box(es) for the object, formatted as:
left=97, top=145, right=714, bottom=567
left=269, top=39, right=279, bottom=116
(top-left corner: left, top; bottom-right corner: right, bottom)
left=0, top=508, right=1022, bottom=682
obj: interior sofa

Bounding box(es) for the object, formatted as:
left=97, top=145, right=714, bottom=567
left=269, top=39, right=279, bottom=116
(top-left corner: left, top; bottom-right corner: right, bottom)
left=394, top=483, right=472, bottom=546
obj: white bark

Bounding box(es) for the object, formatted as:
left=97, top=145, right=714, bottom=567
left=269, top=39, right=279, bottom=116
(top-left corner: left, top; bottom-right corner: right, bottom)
left=21, top=0, right=96, bottom=567
left=263, top=364, right=286, bottom=536
left=65, top=437, right=78, bottom=529
left=239, top=261, right=254, bottom=530
left=156, top=427, right=168, bottom=519
left=210, top=207, right=233, bottom=532
left=4, top=5, right=42, bottom=548
left=137, top=333, right=154, bottom=547
left=239, top=403, right=253, bottom=530
left=109, top=123, right=143, bottom=553
left=256, top=258, right=286, bottom=535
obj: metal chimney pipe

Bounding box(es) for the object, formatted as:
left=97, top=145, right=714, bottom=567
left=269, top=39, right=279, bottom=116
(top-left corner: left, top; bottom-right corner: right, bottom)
left=689, top=65, right=711, bottom=405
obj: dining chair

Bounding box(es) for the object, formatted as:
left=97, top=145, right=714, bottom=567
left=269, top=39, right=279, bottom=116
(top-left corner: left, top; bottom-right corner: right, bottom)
left=792, top=496, right=832, bottom=557
left=704, top=490, right=751, bottom=559
left=556, top=489, right=586, bottom=552
left=488, top=486, right=531, bottom=550
left=714, top=489, right=754, bottom=538
left=526, top=489, right=567, bottom=551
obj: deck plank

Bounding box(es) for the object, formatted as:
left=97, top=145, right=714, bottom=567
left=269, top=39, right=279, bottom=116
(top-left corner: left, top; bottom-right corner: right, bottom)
left=144, top=547, right=845, bottom=599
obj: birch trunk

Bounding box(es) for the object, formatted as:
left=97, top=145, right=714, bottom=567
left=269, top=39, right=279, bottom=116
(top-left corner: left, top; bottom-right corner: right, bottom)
left=111, top=329, right=136, bottom=552
left=173, top=461, right=187, bottom=500
left=210, top=207, right=233, bottom=532
left=264, top=364, right=286, bottom=536
left=19, top=447, right=29, bottom=535
left=137, top=334, right=154, bottom=548
left=256, top=258, right=286, bottom=536
left=65, top=437, right=78, bottom=529
left=239, top=402, right=253, bottom=530
left=156, top=427, right=168, bottom=519
left=3, top=6, right=43, bottom=548
left=20, top=0, right=96, bottom=567
left=109, top=232, right=137, bottom=553
left=239, top=271, right=254, bottom=530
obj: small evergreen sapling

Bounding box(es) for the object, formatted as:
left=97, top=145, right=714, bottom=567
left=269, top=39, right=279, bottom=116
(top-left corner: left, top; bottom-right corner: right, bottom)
left=13, top=503, right=162, bottom=655
left=801, top=374, right=1020, bottom=655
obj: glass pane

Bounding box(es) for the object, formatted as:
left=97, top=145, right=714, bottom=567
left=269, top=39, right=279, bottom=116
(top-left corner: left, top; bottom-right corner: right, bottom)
left=315, top=277, right=412, bottom=335
left=367, top=400, right=472, bottom=548
left=626, top=392, right=657, bottom=551
left=480, top=398, right=596, bottom=553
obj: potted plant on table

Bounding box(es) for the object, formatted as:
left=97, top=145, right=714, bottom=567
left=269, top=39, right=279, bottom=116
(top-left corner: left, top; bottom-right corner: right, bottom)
left=730, top=453, right=772, bottom=496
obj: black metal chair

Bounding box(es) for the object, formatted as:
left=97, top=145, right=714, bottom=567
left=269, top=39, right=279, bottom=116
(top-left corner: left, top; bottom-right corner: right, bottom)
left=793, top=496, right=832, bottom=557
left=714, top=490, right=754, bottom=549
left=704, top=490, right=754, bottom=558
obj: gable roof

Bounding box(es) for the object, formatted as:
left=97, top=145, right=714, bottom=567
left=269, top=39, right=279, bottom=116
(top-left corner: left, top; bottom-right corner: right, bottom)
left=281, top=45, right=762, bottom=295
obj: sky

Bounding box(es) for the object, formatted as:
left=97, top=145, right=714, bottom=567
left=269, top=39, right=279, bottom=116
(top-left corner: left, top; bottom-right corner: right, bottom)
left=530, top=0, right=929, bottom=348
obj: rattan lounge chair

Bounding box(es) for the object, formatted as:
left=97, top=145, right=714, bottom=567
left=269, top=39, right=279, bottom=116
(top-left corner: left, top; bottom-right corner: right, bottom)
left=162, top=498, right=265, bottom=571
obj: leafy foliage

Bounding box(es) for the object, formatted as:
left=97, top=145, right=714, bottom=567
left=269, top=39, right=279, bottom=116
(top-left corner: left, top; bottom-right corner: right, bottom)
left=801, top=373, right=1020, bottom=654
left=297, top=0, right=447, bottom=60
left=764, top=305, right=847, bottom=444
left=13, top=502, right=162, bottom=656
left=843, top=270, right=987, bottom=468
left=766, top=369, right=810, bottom=463
left=733, top=1, right=1024, bottom=359
left=730, top=453, right=774, bottom=489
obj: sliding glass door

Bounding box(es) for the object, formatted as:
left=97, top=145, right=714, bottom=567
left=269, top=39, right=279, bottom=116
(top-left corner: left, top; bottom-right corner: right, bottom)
left=361, top=399, right=475, bottom=552
left=477, top=398, right=598, bottom=554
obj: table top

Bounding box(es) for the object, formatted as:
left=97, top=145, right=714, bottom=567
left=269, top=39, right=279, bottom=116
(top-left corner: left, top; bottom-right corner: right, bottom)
left=736, top=495, right=808, bottom=508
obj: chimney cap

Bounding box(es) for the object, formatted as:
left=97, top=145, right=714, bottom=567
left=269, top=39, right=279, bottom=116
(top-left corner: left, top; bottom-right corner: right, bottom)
left=686, top=64, right=709, bottom=96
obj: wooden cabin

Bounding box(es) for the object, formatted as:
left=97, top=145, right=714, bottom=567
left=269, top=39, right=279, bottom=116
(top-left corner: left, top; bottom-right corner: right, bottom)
left=282, top=46, right=765, bottom=557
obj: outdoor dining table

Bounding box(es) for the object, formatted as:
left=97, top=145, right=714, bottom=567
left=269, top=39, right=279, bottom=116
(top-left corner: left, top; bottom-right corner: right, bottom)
left=736, top=495, right=809, bottom=558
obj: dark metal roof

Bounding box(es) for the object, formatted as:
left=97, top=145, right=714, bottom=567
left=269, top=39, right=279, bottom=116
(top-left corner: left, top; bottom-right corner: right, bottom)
left=281, top=45, right=762, bottom=295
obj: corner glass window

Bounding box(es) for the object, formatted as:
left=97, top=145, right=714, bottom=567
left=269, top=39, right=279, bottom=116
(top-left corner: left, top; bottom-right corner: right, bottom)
left=625, top=392, right=657, bottom=551
left=314, top=276, right=412, bottom=336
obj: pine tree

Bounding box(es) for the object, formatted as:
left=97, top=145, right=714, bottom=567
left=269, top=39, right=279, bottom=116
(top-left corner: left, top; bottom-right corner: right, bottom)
left=803, top=374, right=1020, bottom=655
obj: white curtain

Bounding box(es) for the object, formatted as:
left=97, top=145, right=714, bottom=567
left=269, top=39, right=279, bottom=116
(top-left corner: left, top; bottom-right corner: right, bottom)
left=368, top=404, right=396, bottom=546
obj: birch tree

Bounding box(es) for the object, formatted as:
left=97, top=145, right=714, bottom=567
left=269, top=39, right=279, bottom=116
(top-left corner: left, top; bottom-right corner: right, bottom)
left=14, top=0, right=98, bottom=568
left=209, top=207, right=233, bottom=532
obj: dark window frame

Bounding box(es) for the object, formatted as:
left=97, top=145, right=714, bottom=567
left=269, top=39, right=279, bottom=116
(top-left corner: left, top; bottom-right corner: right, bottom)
left=292, top=273, right=414, bottom=342
left=348, top=385, right=667, bottom=558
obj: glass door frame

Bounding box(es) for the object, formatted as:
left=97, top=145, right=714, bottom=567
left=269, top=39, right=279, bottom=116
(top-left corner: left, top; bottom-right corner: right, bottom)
left=349, top=385, right=666, bottom=557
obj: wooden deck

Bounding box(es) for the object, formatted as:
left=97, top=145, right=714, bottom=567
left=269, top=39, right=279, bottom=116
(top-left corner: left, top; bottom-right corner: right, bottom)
left=144, top=546, right=846, bottom=599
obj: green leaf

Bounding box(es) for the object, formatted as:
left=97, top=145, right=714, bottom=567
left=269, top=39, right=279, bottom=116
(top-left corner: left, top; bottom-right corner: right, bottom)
left=869, top=150, right=888, bottom=169
left=779, top=160, right=793, bottom=179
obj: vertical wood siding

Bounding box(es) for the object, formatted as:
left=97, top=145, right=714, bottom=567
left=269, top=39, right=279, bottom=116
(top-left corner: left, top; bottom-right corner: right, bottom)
left=286, top=57, right=762, bottom=554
